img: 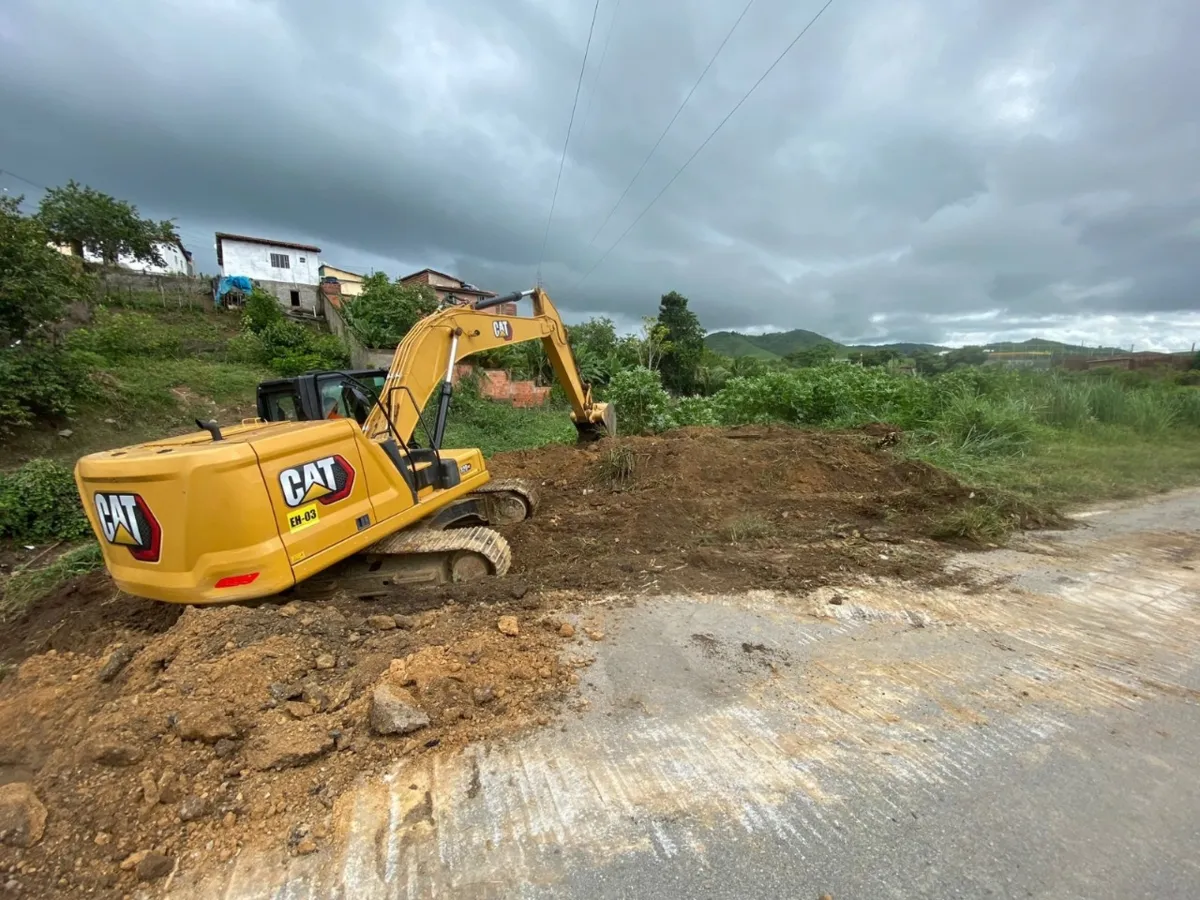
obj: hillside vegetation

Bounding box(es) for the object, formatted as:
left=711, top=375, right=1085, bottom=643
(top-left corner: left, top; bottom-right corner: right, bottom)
left=704, top=330, right=1130, bottom=360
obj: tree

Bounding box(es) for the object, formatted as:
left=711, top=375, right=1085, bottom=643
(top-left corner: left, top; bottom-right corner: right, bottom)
left=912, top=350, right=947, bottom=375
left=567, top=317, right=618, bottom=359
left=0, top=195, right=94, bottom=430
left=636, top=316, right=672, bottom=370
left=37, top=180, right=179, bottom=267
left=945, top=345, right=988, bottom=369
left=784, top=341, right=838, bottom=369
left=857, top=347, right=899, bottom=368
left=656, top=291, right=705, bottom=394
left=342, top=273, right=439, bottom=348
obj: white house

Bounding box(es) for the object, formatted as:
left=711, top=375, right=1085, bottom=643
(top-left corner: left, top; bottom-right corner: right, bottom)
left=215, top=232, right=322, bottom=311
left=56, top=241, right=194, bottom=276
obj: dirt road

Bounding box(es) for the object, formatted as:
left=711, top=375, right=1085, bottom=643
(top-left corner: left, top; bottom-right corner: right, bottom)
left=168, top=489, right=1200, bottom=899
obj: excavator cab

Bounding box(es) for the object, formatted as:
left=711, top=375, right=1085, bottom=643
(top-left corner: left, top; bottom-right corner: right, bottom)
left=257, top=369, right=387, bottom=426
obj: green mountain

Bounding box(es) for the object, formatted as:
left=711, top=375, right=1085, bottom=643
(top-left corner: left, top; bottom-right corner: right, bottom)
left=704, top=329, right=835, bottom=359
left=706, top=330, right=1129, bottom=360
left=703, top=332, right=782, bottom=360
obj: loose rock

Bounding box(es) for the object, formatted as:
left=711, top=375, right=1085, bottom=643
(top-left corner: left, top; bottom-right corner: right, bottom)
left=175, top=704, right=239, bottom=744
left=135, top=852, right=173, bottom=881
left=369, top=684, right=430, bottom=736
left=97, top=645, right=135, bottom=683
left=497, top=616, right=520, bottom=637
left=89, top=739, right=143, bottom=767
left=558, top=622, right=575, bottom=638
left=314, top=653, right=336, bottom=670
left=472, top=685, right=496, bottom=705
left=366, top=615, right=397, bottom=631
left=178, top=796, right=208, bottom=822
left=244, top=722, right=335, bottom=771
left=212, top=738, right=239, bottom=760
left=285, top=701, right=315, bottom=719
left=269, top=682, right=302, bottom=702
left=0, top=783, right=47, bottom=848
left=294, top=837, right=318, bottom=856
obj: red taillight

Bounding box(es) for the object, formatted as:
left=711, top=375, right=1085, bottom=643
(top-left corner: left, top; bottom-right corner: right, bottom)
left=215, top=572, right=260, bottom=589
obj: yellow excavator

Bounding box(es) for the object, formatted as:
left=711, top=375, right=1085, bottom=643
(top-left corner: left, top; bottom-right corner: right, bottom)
left=73, top=287, right=614, bottom=604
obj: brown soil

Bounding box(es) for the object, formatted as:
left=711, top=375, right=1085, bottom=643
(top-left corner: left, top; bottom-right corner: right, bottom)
left=0, top=593, right=587, bottom=897
left=0, top=424, right=979, bottom=896
left=492, top=425, right=965, bottom=595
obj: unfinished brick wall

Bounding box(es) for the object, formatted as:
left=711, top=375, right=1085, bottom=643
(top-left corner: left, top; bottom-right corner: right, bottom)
left=452, top=365, right=550, bottom=408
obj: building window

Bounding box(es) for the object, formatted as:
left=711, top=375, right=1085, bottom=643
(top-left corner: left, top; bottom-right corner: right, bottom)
left=298, top=257, right=306, bottom=263
left=290, top=290, right=301, bottom=307
left=270, top=252, right=290, bottom=269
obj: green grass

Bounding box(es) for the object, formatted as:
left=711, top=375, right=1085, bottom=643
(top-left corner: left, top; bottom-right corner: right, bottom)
left=909, top=425, right=1200, bottom=540
left=1, top=542, right=103, bottom=621
left=439, top=399, right=577, bottom=457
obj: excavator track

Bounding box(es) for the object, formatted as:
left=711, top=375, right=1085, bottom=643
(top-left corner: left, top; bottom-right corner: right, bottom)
left=293, top=526, right=511, bottom=601
left=421, top=477, right=540, bottom=530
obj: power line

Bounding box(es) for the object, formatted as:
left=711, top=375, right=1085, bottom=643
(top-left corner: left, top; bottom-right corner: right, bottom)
left=578, top=0, right=623, bottom=136
left=578, top=0, right=839, bottom=287
left=0, top=168, right=48, bottom=192
left=536, top=0, right=604, bottom=284
left=586, top=0, right=756, bottom=248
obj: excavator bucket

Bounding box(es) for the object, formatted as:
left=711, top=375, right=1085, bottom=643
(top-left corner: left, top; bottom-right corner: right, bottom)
left=575, top=402, right=616, bottom=442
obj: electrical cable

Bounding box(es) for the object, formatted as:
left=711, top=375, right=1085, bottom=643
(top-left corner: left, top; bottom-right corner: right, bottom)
left=578, top=0, right=838, bottom=287
left=585, top=0, right=756, bottom=248
left=536, top=0, right=604, bottom=283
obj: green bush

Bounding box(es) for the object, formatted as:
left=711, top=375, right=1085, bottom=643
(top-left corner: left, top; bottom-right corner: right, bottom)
left=342, top=275, right=439, bottom=349
left=242, top=287, right=286, bottom=334
left=231, top=319, right=349, bottom=376
left=0, top=459, right=90, bottom=543
left=607, top=368, right=673, bottom=434
left=673, top=395, right=718, bottom=426
left=0, top=342, right=92, bottom=433
left=929, top=391, right=1039, bottom=455
left=68, top=308, right=183, bottom=361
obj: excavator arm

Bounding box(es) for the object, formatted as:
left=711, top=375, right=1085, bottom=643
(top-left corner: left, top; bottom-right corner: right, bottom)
left=361, top=287, right=615, bottom=447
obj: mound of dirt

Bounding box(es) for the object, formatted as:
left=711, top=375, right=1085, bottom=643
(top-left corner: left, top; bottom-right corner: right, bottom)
left=0, top=593, right=593, bottom=897
left=491, top=425, right=966, bottom=596
left=0, top=424, right=978, bottom=896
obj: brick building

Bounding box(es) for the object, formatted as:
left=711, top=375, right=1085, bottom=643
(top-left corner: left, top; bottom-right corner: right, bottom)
left=399, top=268, right=515, bottom=315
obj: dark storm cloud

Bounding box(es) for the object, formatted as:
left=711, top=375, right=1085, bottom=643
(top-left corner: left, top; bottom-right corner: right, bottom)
left=1, top=0, right=1198, bottom=347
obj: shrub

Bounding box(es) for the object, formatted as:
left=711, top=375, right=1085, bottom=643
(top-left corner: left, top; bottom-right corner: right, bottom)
left=236, top=320, right=350, bottom=376
left=67, top=308, right=182, bottom=361
left=673, top=396, right=718, bottom=427
left=0, top=459, right=91, bottom=543
left=242, top=287, right=286, bottom=334
left=930, top=391, right=1039, bottom=455
left=0, top=342, right=92, bottom=433
left=607, top=368, right=673, bottom=434
left=342, top=275, right=439, bottom=349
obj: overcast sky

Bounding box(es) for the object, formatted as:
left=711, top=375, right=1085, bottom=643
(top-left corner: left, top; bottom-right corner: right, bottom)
left=2, top=0, right=1198, bottom=348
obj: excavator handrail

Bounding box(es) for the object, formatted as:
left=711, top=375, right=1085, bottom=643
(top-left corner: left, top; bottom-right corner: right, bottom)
left=360, top=287, right=613, bottom=446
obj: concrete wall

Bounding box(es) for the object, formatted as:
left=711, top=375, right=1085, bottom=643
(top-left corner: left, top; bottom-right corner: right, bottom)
left=220, top=238, right=321, bottom=285
left=258, top=280, right=320, bottom=312
left=97, top=270, right=211, bottom=305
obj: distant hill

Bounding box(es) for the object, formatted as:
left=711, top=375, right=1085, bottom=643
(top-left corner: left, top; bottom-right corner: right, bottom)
left=846, top=342, right=947, bottom=356
left=705, top=329, right=836, bottom=359
left=703, top=332, right=782, bottom=360
left=706, top=330, right=1129, bottom=360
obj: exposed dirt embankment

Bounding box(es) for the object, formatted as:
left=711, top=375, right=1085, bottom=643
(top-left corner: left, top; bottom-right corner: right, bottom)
left=0, top=425, right=977, bottom=896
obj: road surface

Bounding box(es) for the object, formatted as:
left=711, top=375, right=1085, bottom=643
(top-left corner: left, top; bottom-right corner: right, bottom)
left=176, top=489, right=1200, bottom=899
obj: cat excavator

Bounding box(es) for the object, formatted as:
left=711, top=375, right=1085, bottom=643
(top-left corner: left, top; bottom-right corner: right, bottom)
left=73, top=287, right=614, bottom=604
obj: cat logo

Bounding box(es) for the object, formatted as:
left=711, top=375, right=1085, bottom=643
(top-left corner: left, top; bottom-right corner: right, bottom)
left=492, top=320, right=513, bottom=342
left=94, top=493, right=162, bottom=563
left=279, top=454, right=355, bottom=508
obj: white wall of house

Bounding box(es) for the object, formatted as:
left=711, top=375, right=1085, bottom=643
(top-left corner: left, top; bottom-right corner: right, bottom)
left=219, top=238, right=321, bottom=284
left=67, top=242, right=191, bottom=275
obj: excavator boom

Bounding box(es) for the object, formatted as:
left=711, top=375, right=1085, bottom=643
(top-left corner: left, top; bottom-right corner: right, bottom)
left=363, top=287, right=614, bottom=446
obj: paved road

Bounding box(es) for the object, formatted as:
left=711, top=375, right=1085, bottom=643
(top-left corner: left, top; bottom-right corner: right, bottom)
left=180, top=490, right=1200, bottom=899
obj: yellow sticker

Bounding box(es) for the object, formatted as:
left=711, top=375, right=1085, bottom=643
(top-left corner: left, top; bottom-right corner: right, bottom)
left=287, top=503, right=320, bottom=533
